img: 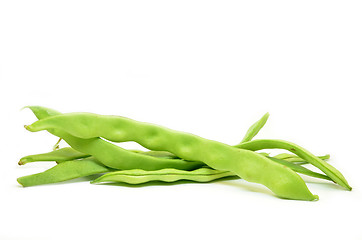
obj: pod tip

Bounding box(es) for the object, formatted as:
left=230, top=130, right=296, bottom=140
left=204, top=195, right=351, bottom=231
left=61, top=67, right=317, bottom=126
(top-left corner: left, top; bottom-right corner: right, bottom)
left=312, top=195, right=319, bottom=201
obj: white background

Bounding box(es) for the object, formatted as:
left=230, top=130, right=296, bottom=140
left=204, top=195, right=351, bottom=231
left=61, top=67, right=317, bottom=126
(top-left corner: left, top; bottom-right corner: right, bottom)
left=1, top=0, right=361, bottom=239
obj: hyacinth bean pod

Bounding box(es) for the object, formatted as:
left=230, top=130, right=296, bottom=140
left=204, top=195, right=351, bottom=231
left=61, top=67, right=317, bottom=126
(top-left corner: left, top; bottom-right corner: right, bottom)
left=17, top=157, right=112, bottom=187
left=240, top=112, right=270, bottom=143
left=23, top=106, right=205, bottom=171
left=272, top=153, right=330, bottom=164
left=266, top=157, right=331, bottom=181
left=25, top=113, right=319, bottom=200
left=235, top=139, right=351, bottom=190
left=18, top=147, right=90, bottom=165
left=91, top=168, right=236, bottom=185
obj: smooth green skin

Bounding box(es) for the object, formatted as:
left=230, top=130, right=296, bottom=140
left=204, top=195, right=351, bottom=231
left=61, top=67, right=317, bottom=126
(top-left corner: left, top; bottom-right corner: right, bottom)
left=236, top=140, right=351, bottom=190
left=240, top=112, right=270, bottom=143
left=23, top=106, right=205, bottom=171
left=91, top=168, right=236, bottom=184
left=18, top=147, right=90, bottom=165
left=26, top=113, right=318, bottom=200
left=17, top=157, right=112, bottom=187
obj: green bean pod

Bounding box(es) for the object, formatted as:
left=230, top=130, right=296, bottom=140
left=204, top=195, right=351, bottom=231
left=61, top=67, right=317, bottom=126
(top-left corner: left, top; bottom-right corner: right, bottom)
left=240, top=112, right=269, bottom=143
left=266, top=157, right=331, bottom=181
left=17, top=157, right=112, bottom=187
left=91, top=168, right=236, bottom=185
left=235, top=139, right=351, bottom=190
left=25, top=113, right=319, bottom=200
left=23, top=106, right=205, bottom=171
left=273, top=153, right=330, bottom=164
left=18, top=147, right=90, bottom=165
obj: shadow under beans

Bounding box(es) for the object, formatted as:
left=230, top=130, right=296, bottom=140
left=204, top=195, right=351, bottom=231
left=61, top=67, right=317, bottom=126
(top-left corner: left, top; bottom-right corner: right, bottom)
left=212, top=175, right=350, bottom=200
left=216, top=179, right=275, bottom=197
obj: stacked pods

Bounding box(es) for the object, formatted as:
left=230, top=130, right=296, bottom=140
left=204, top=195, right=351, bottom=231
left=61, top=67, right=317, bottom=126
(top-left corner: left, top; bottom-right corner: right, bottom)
left=18, top=106, right=351, bottom=201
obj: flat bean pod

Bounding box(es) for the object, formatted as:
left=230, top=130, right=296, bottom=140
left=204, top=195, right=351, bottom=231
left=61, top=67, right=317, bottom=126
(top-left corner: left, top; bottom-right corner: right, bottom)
left=240, top=112, right=270, bottom=143
left=18, top=147, right=90, bottom=165
left=235, top=139, right=351, bottom=190
left=91, top=168, right=236, bottom=185
left=17, top=157, right=112, bottom=187
left=273, top=153, right=330, bottom=164
left=267, top=157, right=331, bottom=181
left=26, top=112, right=319, bottom=200
left=24, top=106, right=205, bottom=171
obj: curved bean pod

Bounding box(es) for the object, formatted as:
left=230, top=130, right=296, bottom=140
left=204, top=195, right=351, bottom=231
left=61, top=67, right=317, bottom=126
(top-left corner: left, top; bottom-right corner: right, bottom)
left=23, top=106, right=205, bottom=171
left=25, top=113, right=318, bottom=200
left=18, top=147, right=90, bottom=165
left=273, top=153, right=330, bottom=164
left=91, top=168, right=236, bottom=185
left=273, top=153, right=303, bottom=160
left=235, top=139, right=351, bottom=190
left=17, top=157, right=112, bottom=187
left=267, top=157, right=331, bottom=181
left=240, top=112, right=269, bottom=143
left=286, top=156, right=330, bottom=165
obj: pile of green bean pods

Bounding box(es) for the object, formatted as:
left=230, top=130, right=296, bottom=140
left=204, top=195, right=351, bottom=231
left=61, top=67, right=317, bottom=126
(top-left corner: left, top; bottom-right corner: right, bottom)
left=18, top=106, right=352, bottom=201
